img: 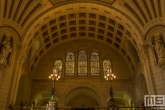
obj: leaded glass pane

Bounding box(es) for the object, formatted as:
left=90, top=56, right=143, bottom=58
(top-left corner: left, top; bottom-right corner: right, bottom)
left=90, top=52, right=100, bottom=76
left=66, top=52, right=75, bottom=76
left=78, top=50, right=87, bottom=76
left=54, top=60, right=62, bottom=76
left=103, top=60, right=112, bottom=76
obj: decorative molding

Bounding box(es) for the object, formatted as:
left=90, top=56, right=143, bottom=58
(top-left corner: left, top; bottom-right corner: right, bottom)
left=49, top=0, right=116, bottom=5
left=123, top=2, right=145, bottom=27
left=145, top=25, right=165, bottom=41
left=0, top=26, right=21, bottom=41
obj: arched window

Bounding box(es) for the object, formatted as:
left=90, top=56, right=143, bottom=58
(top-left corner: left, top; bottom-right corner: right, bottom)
left=66, top=52, right=75, bottom=76
left=103, top=60, right=112, bottom=76
left=78, top=50, right=87, bottom=76
left=90, top=52, right=100, bottom=76
left=54, top=60, right=62, bottom=77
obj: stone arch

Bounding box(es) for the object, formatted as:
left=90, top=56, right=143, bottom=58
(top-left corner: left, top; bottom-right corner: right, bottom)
left=30, top=85, right=61, bottom=104
left=145, top=26, right=165, bottom=45
left=0, top=26, right=21, bottom=41
left=113, top=86, right=135, bottom=107
left=0, top=27, right=20, bottom=46
left=21, top=2, right=143, bottom=73
left=61, top=82, right=103, bottom=105
left=145, top=25, right=165, bottom=40
left=107, top=91, right=133, bottom=108
left=30, top=91, right=59, bottom=106
left=66, top=87, right=100, bottom=107
left=113, top=90, right=134, bottom=103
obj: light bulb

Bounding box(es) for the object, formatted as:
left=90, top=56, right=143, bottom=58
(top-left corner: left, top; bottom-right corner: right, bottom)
left=110, top=69, right=112, bottom=73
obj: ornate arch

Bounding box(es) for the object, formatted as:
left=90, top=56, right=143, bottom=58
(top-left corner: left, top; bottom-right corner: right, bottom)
left=30, top=85, right=61, bottom=103
left=0, top=26, right=21, bottom=42
left=114, top=89, right=135, bottom=103
left=60, top=82, right=103, bottom=105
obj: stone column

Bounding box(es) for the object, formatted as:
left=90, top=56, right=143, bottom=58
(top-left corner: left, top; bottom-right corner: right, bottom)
left=140, top=44, right=155, bottom=95
left=8, top=45, right=23, bottom=105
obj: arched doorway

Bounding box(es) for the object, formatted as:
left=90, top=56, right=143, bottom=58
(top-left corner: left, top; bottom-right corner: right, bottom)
left=66, top=87, right=100, bottom=109
left=31, top=91, right=58, bottom=106
left=107, top=92, right=133, bottom=110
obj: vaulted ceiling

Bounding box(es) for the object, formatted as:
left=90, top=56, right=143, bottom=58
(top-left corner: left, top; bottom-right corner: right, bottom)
left=0, top=0, right=164, bottom=73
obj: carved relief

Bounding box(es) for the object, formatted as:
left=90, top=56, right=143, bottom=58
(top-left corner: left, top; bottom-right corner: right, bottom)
left=0, top=33, right=13, bottom=65
left=152, top=32, right=165, bottom=67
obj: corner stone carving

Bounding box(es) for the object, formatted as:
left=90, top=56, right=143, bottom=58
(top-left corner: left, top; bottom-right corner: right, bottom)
left=152, top=32, right=165, bottom=68
left=0, top=33, right=13, bottom=65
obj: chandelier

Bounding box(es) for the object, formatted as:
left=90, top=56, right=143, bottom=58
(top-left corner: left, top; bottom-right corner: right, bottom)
left=47, top=66, right=61, bottom=110
left=104, top=68, right=118, bottom=110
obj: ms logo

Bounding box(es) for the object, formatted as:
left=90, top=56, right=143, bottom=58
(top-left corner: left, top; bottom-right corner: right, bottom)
left=144, top=95, right=164, bottom=106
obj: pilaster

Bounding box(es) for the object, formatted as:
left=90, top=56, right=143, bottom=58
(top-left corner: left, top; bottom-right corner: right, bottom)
left=140, top=44, right=155, bottom=95
left=9, top=45, right=24, bottom=105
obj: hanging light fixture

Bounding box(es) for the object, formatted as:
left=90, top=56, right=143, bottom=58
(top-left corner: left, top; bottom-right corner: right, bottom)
left=104, top=67, right=117, bottom=110
left=48, top=66, right=61, bottom=110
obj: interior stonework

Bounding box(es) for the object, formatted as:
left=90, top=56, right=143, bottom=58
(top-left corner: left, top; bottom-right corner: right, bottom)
left=0, top=0, right=165, bottom=110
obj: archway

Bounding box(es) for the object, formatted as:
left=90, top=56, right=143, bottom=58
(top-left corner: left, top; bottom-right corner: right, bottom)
left=66, top=87, right=100, bottom=107
left=107, top=92, right=133, bottom=110
left=31, top=91, right=58, bottom=106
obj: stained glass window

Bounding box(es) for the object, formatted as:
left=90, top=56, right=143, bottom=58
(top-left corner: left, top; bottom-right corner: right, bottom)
left=78, top=50, right=87, bottom=76
left=54, top=60, right=62, bottom=77
left=90, top=52, right=100, bottom=76
left=103, top=60, right=112, bottom=76
left=66, top=52, right=75, bottom=76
